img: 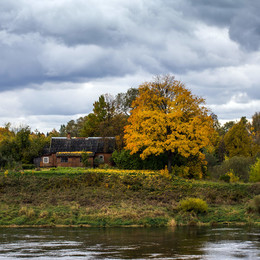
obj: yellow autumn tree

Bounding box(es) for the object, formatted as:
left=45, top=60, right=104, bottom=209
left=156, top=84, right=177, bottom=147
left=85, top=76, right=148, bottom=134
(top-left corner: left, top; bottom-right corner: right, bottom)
left=124, top=75, right=214, bottom=176
left=224, top=117, right=257, bottom=158
left=0, top=124, right=14, bottom=143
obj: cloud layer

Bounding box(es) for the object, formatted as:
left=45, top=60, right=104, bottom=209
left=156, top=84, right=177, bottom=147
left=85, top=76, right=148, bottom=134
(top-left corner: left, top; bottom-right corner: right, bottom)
left=0, top=0, right=259, bottom=132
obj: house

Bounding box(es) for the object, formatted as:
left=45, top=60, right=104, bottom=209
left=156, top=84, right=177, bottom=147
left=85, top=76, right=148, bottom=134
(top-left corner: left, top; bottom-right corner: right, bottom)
left=36, top=135, right=116, bottom=167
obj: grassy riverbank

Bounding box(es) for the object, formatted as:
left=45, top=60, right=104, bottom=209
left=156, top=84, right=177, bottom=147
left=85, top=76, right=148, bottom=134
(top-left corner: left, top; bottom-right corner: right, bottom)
left=0, top=168, right=259, bottom=227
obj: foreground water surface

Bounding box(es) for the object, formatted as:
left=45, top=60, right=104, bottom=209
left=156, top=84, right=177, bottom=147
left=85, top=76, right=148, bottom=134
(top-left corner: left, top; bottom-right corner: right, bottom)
left=0, top=226, right=259, bottom=259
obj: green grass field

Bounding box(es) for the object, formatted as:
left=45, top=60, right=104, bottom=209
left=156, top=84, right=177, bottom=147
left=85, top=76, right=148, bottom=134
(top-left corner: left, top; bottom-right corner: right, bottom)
left=0, top=168, right=259, bottom=227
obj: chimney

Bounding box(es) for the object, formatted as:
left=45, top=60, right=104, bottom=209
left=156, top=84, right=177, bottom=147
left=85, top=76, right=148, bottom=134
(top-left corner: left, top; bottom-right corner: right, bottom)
left=67, top=132, right=71, bottom=139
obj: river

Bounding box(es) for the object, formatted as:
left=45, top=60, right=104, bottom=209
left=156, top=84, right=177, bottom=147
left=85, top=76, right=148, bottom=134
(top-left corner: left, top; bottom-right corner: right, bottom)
left=0, top=226, right=259, bottom=259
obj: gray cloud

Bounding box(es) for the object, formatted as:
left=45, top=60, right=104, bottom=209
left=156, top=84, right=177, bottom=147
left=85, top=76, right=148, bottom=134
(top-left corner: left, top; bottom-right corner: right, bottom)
left=185, top=0, right=260, bottom=51
left=186, top=0, right=243, bottom=26
left=3, top=0, right=245, bottom=89
left=0, top=0, right=260, bottom=131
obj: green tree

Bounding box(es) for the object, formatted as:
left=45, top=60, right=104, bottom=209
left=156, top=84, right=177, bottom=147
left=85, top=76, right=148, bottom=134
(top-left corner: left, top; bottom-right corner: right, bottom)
left=249, top=158, right=260, bottom=182
left=252, top=112, right=260, bottom=146
left=59, top=124, right=66, bottom=137
left=23, top=131, right=48, bottom=164
left=80, top=94, right=128, bottom=142
left=217, top=120, right=235, bottom=136
left=115, top=88, right=139, bottom=115
left=224, top=117, right=254, bottom=157
left=81, top=152, right=91, bottom=167
left=80, top=95, right=108, bottom=137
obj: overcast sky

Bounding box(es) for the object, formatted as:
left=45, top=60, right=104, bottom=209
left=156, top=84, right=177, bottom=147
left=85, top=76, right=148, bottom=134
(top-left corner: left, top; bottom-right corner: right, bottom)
left=0, top=0, right=260, bottom=133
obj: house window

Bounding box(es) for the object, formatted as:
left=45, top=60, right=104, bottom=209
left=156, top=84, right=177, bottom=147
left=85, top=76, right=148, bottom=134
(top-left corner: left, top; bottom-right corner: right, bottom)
left=98, top=155, right=104, bottom=163
left=61, top=157, right=68, bottom=163
left=43, top=157, right=49, bottom=164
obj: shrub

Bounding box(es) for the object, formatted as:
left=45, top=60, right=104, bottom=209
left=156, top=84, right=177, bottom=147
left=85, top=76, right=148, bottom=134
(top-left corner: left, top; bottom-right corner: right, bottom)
left=247, top=195, right=260, bottom=214
left=219, top=174, right=230, bottom=183
left=227, top=170, right=240, bottom=183
left=98, top=163, right=112, bottom=169
left=22, top=164, right=35, bottom=169
left=178, top=197, right=208, bottom=214
left=212, top=156, right=254, bottom=182
left=81, top=153, right=91, bottom=167
left=112, top=149, right=167, bottom=170
left=159, top=166, right=172, bottom=179
left=249, top=158, right=260, bottom=183
left=205, top=152, right=218, bottom=167
left=93, top=157, right=101, bottom=168
left=220, top=170, right=239, bottom=183
left=19, top=206, right=35, bottom=218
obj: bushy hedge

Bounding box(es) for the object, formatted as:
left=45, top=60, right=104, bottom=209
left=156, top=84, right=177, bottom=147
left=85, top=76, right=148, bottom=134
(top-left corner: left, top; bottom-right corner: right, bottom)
left=178, top=198, right=208, bottom=214
left=211, top=156, right=254, bottom=182
left=22, top=164, right=35, bottom=170
left=111, top=149, right=167, bottom=170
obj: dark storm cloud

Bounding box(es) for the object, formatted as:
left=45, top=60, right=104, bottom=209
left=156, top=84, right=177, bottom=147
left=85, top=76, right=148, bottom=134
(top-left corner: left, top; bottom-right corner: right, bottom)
left=2, top=0, right=242, bottom=89
left=1, top=0, right=259, bottom=90
left=186, top=0, right=260, bottom=51
left=185, top=0, right=243, bottom=26
left=0, top=0, right=259, bottom=130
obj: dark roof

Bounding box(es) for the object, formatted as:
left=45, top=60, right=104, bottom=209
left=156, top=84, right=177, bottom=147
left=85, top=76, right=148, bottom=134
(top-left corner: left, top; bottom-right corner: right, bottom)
left=48, top=137, right=116, bottom=154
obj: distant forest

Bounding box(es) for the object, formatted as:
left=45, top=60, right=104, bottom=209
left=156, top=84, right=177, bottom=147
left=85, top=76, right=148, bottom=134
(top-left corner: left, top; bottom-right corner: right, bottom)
left=0, top=76, right=259, bottom=181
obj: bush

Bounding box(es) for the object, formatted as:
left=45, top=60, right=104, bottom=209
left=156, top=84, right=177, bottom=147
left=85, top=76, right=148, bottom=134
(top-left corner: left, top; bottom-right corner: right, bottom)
left=178, top=198, right=208, bottom=214
left=205, top=152, right=218, bottom=169
left=81, top=153, right=91, bottom=167
left=22, top=164, right=35, bottom=170
left=249, top=158, right=260, bottom=183
left=112, top=149, right=167, bottom=170
left=220, top=170, right=239, bottom=183
left=219, top=174, right=230, bottom=183
left=212, top=156, right=254, bottom=182
left=93, top=157, right=101, bottom=168
left=247, top=195, right=260, bottom=214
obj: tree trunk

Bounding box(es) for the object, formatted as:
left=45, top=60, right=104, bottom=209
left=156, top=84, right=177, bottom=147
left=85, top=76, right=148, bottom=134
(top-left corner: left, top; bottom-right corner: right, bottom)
left=167, top=151, right=173, bottom=173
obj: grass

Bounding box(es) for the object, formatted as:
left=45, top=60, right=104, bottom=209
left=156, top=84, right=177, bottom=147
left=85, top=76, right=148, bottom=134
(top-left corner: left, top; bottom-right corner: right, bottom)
left=0, top=167, right=259, bottom=227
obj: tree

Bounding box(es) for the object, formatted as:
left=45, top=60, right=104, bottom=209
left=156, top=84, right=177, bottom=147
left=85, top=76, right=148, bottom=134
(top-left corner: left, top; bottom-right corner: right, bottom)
left=124, top=75, right=214, bottom=175
left=0, top=125, right=14, bottom=143
left=115, top=88, right=139, bottom=115
left=252, top=112, right=260, bottom=132
left=224, top=117, right=255, bottom=158
left=80, top=94, right=128, bottom=142
left=217, top=120, right=235, bottom=136
left=80, top=95, right=108, bottom=137
left=59, top=124, right=66, bottom=137
left=252, top=112, right=260, bottom=145
left=23, top=131, right=48, bottom=164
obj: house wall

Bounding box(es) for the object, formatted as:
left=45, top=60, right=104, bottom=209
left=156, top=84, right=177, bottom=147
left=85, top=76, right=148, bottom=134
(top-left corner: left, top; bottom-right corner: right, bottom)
left=40, top=154, right=56, bottom=167
left=95, top=153, right=113, bottom=165
left=56, top=156, right=94, bottom=167
left=57, top=157, right=81, bottom=167
left=40, top=153, right=112, bottom=167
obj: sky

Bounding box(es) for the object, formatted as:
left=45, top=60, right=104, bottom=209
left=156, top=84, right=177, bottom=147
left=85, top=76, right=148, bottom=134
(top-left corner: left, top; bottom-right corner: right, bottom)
left=0, top=0, right=260, bottom=133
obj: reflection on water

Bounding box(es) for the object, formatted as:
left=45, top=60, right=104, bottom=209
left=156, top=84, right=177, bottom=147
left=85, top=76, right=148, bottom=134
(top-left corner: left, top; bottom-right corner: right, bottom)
left=0, top=226, right=259, bottom=259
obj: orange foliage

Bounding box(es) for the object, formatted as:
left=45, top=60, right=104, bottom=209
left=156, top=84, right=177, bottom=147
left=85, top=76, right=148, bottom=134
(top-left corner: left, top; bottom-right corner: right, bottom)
left=0, top=127, right=14, bottom=143
left=124, top=75, right=214, bottom=175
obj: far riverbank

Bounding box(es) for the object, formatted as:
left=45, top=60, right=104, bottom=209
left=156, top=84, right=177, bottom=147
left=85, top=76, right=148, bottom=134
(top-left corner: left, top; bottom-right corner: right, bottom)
left=0, top=168, right=259, bottom=227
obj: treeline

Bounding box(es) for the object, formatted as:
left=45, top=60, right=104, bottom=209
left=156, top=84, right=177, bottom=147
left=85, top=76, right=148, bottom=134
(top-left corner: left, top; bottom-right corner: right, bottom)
left=0, top=77, right=259, bottom=182
left=55, top=77, right=260, bottom=181
left=206, top=113, right=260, bottom=182
left=58, top=88, right=138, bottom=140
left=0, top=88, right=139, bottom=169
left=0, top=125, right=48, bottom=169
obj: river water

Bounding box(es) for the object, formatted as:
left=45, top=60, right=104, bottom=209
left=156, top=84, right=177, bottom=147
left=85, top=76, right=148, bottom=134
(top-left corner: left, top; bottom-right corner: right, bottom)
left=0, top=226, right=259, bottom=259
